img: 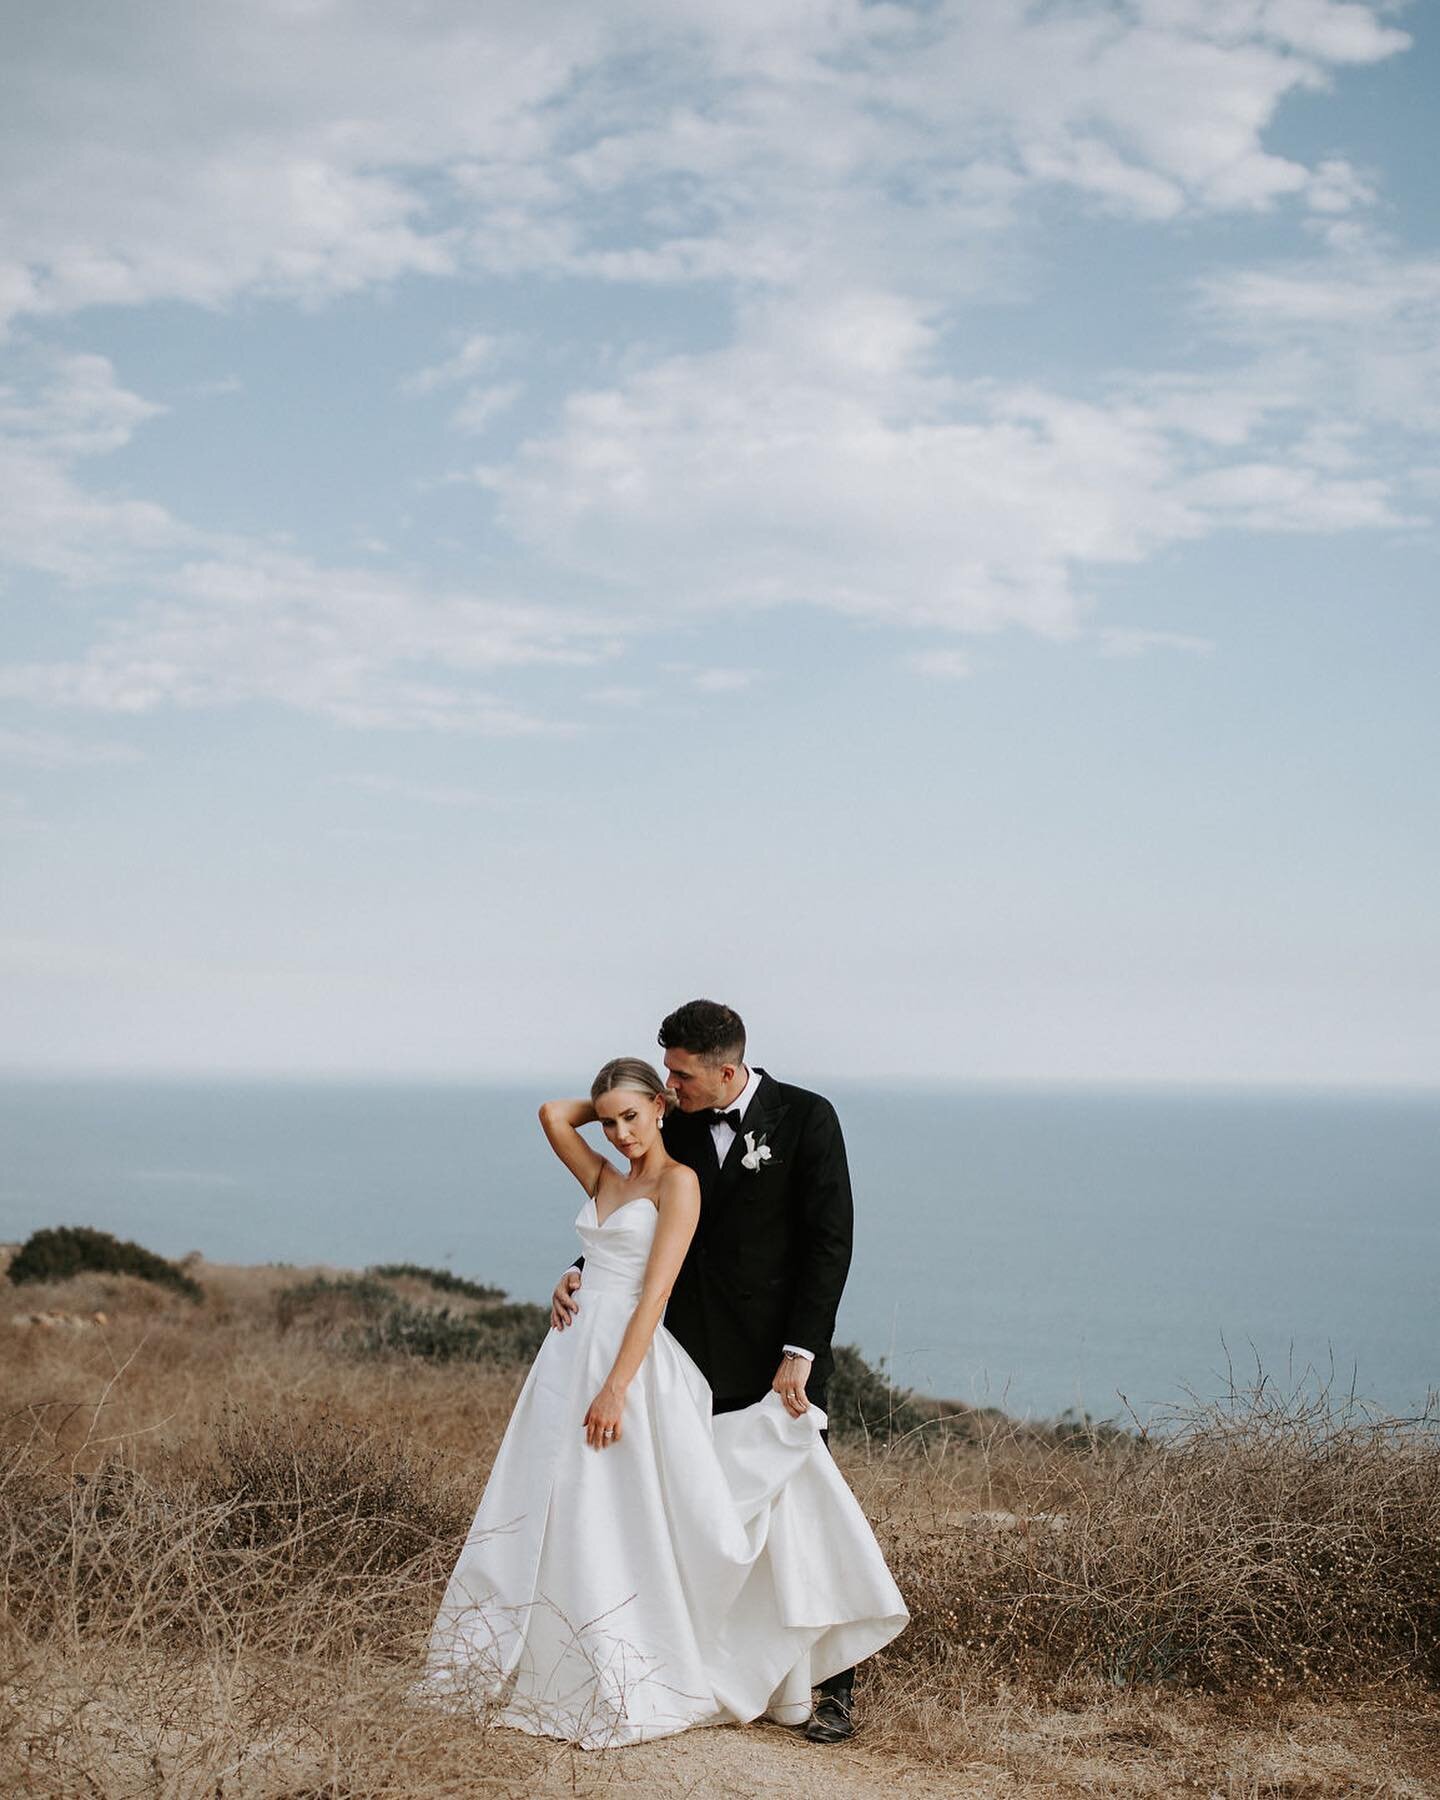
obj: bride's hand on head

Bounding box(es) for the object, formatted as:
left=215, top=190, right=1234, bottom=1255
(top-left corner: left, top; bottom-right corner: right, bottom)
left=583, top=1384, right=625, bottom=1450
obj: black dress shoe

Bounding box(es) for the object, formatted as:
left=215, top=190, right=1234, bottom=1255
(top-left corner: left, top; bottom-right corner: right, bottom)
left=805, top=1690, right=854, bottom=1743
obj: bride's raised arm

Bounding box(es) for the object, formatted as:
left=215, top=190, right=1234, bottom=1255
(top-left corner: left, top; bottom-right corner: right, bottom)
left=538, top=1097, right=608, bottom=1197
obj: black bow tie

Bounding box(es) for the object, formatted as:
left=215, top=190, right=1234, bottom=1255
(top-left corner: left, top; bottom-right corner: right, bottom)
left=713, top=1109, right=743, bottom=1131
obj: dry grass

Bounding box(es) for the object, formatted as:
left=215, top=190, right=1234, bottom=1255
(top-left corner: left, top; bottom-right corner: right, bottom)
left=851, top=1378, right=1440, bottom=1791
left=3, top=1259, right=1437, bottom=1797
left=870, top=1380, right=1440, bottom=1692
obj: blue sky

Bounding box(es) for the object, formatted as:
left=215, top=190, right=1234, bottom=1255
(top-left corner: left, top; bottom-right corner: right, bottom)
left=1, top=0, right=1436, bottom=1085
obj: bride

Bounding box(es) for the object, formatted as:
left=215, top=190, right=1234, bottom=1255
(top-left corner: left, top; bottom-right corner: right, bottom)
left=422, top=1056, right=908, bottom=1748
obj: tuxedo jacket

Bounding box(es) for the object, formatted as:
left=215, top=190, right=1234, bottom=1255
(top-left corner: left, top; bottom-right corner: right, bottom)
left=658, top=1070, right=854, bottom=1408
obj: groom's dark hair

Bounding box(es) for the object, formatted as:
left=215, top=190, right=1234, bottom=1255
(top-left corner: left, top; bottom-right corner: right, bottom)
left=658, top=999, right=746, bottom=1065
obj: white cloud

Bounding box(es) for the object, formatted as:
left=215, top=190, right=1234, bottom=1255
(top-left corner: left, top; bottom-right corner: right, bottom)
left=0, top=1, right=1411, bottom=336
left=0, top=727, right=145, bottom=768
left=905, top=649, right=974, bottom=681
left=486, top=297, right=1111, bottom=635
left=0, top=351, right=164, bottom=454
left=0, top=347, right=611, bottom=736
left=1096, top=629, right=1215, bottom=659
left=402, top=334, right=522, bottom=435
left=0, top=348, right=595, bottom=740
left=1242, top=0, right=1410, bottom=63
left=189, top=374, right=244, bottom=399
left=485, top=288, right=1409, bottom=638
left=691, top=668, right=761, bottom=694
left=589, top=685, right=647, bottom=707
left=333, top=774, right=506, bottom=809
left=0, top=351, right=189, bottom=580
left=1305, top=157, right=1378, bottom=215
left=401, top=333, right=506, bottom=395
left=0, top=546, right=605, bottom=734
left=0, top=444, right=183, bottom=582
left=1177, top=460, right=1405, bottom=530
left=0, top=3, right=602, bottom=330
left=0, top=1, right=1423, bottom=726
left=1204, top=252, right=1440, bottom=330
left=868, top=0, right=1407, bottom=226
left=451, top=382, right=522, bottom=435
left=1199, top=247, right=1440, bottom=432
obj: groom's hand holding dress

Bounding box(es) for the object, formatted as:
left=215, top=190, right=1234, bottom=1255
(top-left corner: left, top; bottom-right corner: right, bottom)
left=772, top=1350, right=812, bottom=1415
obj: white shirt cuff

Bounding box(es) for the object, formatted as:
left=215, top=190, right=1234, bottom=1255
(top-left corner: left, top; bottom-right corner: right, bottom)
left=782, top=1344, right=814, bottom=1361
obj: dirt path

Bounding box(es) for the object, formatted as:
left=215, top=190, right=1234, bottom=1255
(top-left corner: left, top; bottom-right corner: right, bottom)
left=511, top=1697, right=1440, bottom=1800
left=523, top=1719, right=977, bottom=1799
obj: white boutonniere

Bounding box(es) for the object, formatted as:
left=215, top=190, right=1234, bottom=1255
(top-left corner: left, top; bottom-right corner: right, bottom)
left=740, top=1130, right=773, bottom=1172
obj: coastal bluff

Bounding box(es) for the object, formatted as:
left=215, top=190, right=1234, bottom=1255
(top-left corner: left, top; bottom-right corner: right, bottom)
left=2, top=1241, right=1437, bottom=1795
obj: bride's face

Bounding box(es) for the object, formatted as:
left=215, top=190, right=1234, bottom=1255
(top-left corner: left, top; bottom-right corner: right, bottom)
left=595, top=1087, right=665, bottom=1160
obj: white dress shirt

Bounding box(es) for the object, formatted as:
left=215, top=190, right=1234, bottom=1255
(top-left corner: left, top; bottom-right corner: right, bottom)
left=708, top=1063, right=762, bottom=1163
left=709, top=1065, right=813, bottom=1367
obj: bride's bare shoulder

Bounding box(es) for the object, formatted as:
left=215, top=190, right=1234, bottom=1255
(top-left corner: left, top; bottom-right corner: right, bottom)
left=656, top=1161, right=700, bottom=1205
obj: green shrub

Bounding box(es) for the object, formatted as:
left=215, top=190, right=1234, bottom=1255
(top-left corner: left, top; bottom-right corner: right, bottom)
left=826, top=1343, right=946, bottom=1443
left=277, top=1271, right=549, bottom=1366
left=362, top=1298, right=550, bottom=1365
left=368, top=1263, right=506, bottom=1303
left=6, top=1226, right=202, bottom=1301
left=274, top=1272, right=394, bottom=1331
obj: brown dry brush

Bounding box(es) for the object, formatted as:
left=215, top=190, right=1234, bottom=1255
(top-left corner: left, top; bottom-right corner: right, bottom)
left=8, top=1374, right=1436, bottom=1707
left=4, top=1259, right=1439, bottom=1791
left=876, top=1374, right=1440, bottom=1698
left=3, top=1407, right=466, bottom=1654
left=0, top=1402, right=539, bottom=1796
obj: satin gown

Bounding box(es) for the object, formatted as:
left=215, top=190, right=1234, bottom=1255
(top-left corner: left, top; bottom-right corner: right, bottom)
left=422, top=1193, right=908, bottom=1748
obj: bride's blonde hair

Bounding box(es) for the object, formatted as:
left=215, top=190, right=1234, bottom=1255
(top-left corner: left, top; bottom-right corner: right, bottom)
left=590, top=1056, right=677, bottom=1113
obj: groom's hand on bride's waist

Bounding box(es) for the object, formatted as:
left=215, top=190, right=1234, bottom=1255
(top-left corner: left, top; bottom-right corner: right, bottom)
left=772, top=1349, right=813, bottom=1416
left=551, top=1269, right=582, bottom=1330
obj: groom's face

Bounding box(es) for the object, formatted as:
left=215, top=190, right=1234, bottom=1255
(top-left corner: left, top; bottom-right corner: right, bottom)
left=662, top=1048, right=735, bottom=1113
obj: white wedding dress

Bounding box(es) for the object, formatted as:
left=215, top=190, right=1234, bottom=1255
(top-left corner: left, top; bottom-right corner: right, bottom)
left=422, top=1193, right=908, bottom=1748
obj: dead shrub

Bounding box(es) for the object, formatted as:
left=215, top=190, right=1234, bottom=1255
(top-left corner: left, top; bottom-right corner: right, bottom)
left=1, top=1407, right=467, bottom=1661
left=202, top=1404, right=467, bottom=1607
left=877, top=1375, right=1440, bottom=1695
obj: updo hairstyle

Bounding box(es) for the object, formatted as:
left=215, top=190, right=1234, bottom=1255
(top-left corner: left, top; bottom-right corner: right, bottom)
left=590, top=1056, right=677, bottom=1114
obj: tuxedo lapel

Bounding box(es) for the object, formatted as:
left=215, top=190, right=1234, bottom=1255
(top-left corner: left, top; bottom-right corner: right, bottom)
left=713, top=1070, right=789, bottom=1195
left=743, top=1069, right=788, bottom=1143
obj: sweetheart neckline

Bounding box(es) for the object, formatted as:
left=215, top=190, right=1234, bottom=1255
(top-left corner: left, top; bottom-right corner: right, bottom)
left=589, top=1193, right=658, bottom=1229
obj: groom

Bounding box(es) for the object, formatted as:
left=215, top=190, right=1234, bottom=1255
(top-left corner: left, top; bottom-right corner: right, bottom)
left=551, top=997, right=860, bottom=1744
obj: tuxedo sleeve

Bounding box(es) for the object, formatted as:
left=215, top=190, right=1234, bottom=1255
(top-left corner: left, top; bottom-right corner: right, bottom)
left=783, top=1097, right=854, bottom=1355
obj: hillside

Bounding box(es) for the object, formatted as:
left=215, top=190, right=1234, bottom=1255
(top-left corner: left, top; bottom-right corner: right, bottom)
left=2, top=1249, right=1437, bottom=1797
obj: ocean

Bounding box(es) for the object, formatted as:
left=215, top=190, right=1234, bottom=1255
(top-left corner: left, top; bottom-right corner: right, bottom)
left=2, top=1077, right=1436, bottom=1424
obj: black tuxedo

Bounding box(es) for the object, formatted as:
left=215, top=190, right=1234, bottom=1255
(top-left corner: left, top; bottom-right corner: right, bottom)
left=660, top=1071, right=853, bottom=1408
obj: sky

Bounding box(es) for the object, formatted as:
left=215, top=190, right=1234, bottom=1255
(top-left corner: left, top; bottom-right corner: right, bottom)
left=1, top=0, right=1436, bottom=1087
